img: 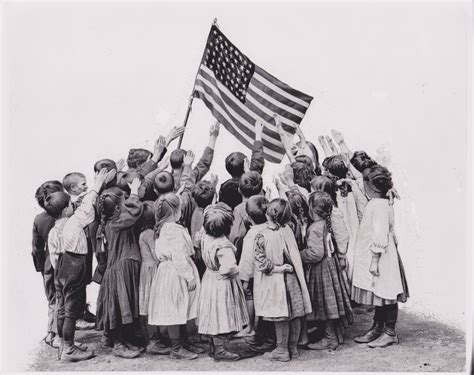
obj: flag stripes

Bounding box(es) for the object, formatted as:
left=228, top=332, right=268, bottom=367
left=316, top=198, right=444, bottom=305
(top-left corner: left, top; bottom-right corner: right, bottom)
left=194, top=25, right=313, bottom=162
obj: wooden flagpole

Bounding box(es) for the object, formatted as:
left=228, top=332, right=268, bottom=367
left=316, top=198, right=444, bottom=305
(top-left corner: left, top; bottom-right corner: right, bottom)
left=176, top=18, right=219, bottom=149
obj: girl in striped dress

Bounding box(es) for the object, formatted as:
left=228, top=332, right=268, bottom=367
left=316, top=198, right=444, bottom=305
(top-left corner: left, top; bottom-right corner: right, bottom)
left=198, top=203, right=249, bottom=361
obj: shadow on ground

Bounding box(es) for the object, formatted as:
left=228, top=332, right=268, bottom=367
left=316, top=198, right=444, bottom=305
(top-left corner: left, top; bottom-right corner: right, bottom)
left=29, top=309, right=465, bottom=372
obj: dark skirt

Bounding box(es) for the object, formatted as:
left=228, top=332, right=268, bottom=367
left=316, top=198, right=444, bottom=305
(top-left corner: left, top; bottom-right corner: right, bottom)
left=306, top=256, right=353, bottom=322
left=96, top=259, right=140, bottom=331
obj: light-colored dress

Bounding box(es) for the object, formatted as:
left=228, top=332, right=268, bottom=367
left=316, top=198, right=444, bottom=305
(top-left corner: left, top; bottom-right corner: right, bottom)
left=148, top=222, right=200, bottom=325
left=198, top=234, right=249, bottom=335
left=253, top=225, right=312, bottom=320
left=238, top=223, right=268, bottom=282
left=337, top=191, right=359, bottom=281
left=138, top=229, right=159, bottom=316
left=351, top=198, right=408, bottom=305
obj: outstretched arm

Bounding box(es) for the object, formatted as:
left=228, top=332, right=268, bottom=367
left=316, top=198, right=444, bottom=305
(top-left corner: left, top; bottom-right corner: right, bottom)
left=250, top=119, right=265, bottom=173
left=191, top=122, right=219, bottom=183
left=274, top=114, right=296, bottom=163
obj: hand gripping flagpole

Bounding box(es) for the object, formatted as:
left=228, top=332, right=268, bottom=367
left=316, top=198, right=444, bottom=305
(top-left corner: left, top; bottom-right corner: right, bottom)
left=176, top=18, right=219, bottom=149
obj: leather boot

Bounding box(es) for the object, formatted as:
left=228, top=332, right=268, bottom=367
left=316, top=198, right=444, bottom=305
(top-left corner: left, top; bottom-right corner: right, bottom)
left=213, top=336, right=240, bottom=362
left=354, top=321, right=384, bottom=343
left=112, top=343, right=141, bottom=359
left=263, top=322, right=290, bottom=362
left=169, top=339, right=198, bottom=360
left=367, top=327, right=399, bottom=348
left=208, top=338, right=215, bottom=358
left=307, top=321, right=338, bottom=351
left=146, top=340, right=172, bottom=355
left=288, top=319, right=301, bottom=358
left=125, top=342, right=146, bottom=353
left=60, top=340, right=95, bottom=362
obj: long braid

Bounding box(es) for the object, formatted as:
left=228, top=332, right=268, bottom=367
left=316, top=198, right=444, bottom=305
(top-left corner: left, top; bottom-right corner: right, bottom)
left=97, top=193, right=108, bottom=242
left=154, top=196, right=166, bottom=239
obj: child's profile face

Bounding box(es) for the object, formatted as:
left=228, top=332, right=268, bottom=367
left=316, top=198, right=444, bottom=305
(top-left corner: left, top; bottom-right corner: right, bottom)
left=72, top=177, right=88, bottom=195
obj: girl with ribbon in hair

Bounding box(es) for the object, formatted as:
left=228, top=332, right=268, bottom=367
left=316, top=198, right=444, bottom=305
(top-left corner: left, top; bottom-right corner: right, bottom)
left=147, top=192, right=202, bottom=360
left=301, top=191, right=353, bottom=351
left=197, top=203, right=250, bottom=361
left=95, top=180, right=145, bottom=359
left=253, top=198, right=312, bottom=362
left=350, top=165, right=408, bottom=348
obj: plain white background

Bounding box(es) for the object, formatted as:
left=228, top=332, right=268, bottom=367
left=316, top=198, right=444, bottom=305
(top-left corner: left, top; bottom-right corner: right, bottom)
left=1, top=1, right=471, bottom=371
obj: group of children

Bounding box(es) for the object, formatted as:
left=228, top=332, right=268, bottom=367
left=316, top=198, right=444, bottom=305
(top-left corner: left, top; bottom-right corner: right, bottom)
left=32, top=116, right=409, bottom=363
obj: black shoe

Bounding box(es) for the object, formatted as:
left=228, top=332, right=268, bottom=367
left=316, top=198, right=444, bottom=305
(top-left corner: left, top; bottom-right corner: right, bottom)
left=83, top=304, right=96, bottom=323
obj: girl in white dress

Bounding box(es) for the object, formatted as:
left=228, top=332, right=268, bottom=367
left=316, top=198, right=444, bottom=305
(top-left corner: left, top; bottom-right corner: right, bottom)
left=350, top=166, right=409, bottom=348
left=198, top=203, right=249, bottom=361
left=148, top=193, right=202, bottom=360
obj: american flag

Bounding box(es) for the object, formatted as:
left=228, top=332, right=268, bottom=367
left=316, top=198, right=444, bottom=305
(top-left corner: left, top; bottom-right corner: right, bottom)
left=193, top=24, right=313, bottom=163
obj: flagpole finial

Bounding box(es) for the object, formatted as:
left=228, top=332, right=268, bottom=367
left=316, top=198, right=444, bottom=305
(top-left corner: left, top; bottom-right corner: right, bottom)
left=213, top=18, right=219, bottom=28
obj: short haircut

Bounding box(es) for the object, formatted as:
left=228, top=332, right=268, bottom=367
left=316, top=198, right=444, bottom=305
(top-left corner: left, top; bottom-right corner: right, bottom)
left=170, top=149, right=186, bottom=169
left=322, top=155, right=348, bottom=180
left=266, top=198, right=292, bottom=227
left=44, top=191, right=71, bottom=219
left=245, top=196, right=268, bottom=225
left=239, top=171, right=263, bottom=198
left=225, top=152, right=246, bottom=178
left=127, top=148, right=152, bottom=169
left=192, top=180, right=216, bottom=208
left=35, top=180, right=64, bottom=209
left=203, top=203, right=234, bottom=237
left=62, top=172, right=86, bottom=194
left=218, top=179, right=242, bottom=210
left=351, top=151, right=378, bottom=174
left=154, top=171, right=175, bottom=195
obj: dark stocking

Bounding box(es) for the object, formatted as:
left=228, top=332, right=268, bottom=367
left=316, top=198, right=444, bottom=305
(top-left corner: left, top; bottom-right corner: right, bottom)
left=63, top=317, right=76, bottom=343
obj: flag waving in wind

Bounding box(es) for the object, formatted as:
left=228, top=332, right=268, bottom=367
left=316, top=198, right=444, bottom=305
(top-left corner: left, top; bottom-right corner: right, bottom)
left=193, top=24, right=313, bottom=163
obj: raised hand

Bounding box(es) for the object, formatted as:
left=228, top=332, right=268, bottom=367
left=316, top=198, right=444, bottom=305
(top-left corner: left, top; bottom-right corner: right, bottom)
left=326, top=136, right=339, bottom=155
left=318, top=135, right=333, bottom=157
left=183, top=150, right=195, bottom=166
left=255, top=119, right=264, bottom=141
left=331, top=129, right=344, bottom=145
left=154, top=135, right=166, bottom=157
left=243, top=157, right=250, bottom=173
left=116, top=159, right=126, bottom=172
left=264, top=185, right=272, bottom=200
left=93, top=168, right=109, bottom=192
left=128, top=177, right=141, bottom=195
left=165, top=126, right=186, bottom=146
left=283, top=164, right=295, bottom=185
left=209, top=173, right=219, bottom=187
left=209, top=122, right=220, bottom=138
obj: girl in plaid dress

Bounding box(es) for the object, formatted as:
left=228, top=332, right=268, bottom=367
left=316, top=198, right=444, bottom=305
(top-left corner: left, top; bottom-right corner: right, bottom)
left=253, top=198, right=312, bottom=362
left=301, top=192, right=353, bottom=351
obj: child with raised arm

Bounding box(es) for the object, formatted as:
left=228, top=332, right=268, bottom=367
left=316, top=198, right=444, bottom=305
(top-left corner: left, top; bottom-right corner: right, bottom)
left=32, top=180, right=64, bottom=348
left=169, top=122, right=219, bottom=191
left=198, top=203, right=249, bottom=361
left=301, top=192, right=353, bottom=351
left=46, top=168, right=109, bottom=362
left=219, top=120, right=265, bottom=210
left=254, top=199, right=312, bottom=362
left=95, top=178, right=145, bottom=359
left=148, top=192, right=201, bottom=360
left=351, top=166, right=408, bottom=348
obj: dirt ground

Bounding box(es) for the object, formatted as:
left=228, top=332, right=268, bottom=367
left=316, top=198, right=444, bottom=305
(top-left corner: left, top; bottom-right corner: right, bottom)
left=29, top=309, right=466, bottom=372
